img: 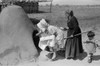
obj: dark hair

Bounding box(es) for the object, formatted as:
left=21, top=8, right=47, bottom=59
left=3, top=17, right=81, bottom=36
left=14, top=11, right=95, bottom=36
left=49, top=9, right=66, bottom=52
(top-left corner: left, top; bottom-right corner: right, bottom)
left=87, top=31, right=95, bottom=37
left=45, top=19, right=50, bottom=24
left=30, top=18, right=40, bottom=25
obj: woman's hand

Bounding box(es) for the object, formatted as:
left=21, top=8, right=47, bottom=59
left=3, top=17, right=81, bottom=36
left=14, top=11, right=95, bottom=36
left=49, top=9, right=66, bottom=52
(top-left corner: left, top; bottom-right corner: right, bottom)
left=36, top=31, right=42, bottom=36
left=60, top=27, right=69, bottom=31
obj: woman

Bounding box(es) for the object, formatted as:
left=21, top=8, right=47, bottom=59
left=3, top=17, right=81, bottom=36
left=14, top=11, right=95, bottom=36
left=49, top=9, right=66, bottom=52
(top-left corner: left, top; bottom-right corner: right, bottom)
left=65, top=10, right=84, bottom=59
left=37, top=19, right=64, bottom=61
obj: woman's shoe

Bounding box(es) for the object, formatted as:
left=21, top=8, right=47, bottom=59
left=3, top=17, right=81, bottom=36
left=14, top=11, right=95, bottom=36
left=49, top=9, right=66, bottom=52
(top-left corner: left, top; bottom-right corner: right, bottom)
left=88, top=57, right=92, bottom=63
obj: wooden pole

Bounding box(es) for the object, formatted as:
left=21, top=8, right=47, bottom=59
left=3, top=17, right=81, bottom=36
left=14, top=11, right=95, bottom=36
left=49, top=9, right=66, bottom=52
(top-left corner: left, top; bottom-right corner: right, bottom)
left=64, top=28, right=97, bottom=39
left=50, top=0, right=52, bottom=13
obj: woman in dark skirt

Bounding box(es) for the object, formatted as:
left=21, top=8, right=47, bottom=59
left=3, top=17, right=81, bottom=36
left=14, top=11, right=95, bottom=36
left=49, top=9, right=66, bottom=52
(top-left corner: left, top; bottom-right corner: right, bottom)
left=65, top=10, right=84, bottom=59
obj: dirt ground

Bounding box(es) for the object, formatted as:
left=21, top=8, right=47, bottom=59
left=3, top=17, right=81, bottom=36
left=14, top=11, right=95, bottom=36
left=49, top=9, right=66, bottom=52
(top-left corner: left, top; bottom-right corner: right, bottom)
left=17, top=47, right=100, bottom=66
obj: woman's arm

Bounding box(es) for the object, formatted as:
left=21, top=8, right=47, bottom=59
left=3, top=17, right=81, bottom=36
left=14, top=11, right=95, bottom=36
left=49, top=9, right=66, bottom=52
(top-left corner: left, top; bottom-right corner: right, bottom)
left=36, top=30, right=42, bottom=36
left=71, top=17, right=79, bottom=36
left=60, top=27, right=69, bottom=31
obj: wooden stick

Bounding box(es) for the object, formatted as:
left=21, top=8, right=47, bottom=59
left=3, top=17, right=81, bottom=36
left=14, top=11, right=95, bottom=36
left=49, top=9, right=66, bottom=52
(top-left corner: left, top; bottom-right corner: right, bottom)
left=64, top=29, right=96, bottom=39
left=50, top=0, right=53, bottom=13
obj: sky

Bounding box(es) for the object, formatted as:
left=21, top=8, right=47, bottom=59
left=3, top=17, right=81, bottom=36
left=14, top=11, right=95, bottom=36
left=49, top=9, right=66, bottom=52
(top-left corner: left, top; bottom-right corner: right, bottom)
left=52, top=0, right=100, bottom=5
left=0, top=0, right=100, bottom=5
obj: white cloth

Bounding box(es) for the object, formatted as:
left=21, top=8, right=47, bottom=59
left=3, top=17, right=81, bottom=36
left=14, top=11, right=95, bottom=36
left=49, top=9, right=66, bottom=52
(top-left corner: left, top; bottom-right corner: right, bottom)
left=39, top=35, right=56, bottom=50
left=47, top=25, right=65, bottom=48
left=37, top=19, right=49, bottom=32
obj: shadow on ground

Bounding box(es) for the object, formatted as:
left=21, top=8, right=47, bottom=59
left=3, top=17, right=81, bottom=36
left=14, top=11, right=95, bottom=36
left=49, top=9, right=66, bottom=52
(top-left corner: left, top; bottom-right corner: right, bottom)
left=76, top=52, right=87, bottom=60
left=28, top=11, right=50, bottom=14
left=37, top=11, right=49, bottom=13
left=93, top=55, right=100, bottom=61
left=55, top=51, right=88, bottom=61
left=51, top=50, right=65, bottom=61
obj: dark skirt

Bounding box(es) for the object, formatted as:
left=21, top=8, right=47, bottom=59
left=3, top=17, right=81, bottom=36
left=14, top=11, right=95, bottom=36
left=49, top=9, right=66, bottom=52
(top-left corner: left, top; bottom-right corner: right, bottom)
left=65, top=28, right=84, bottom=58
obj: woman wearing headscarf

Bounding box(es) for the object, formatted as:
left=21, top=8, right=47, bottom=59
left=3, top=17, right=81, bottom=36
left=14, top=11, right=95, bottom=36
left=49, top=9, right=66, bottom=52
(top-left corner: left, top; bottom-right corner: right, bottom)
left=37, top=19, right=64, bottom=61
left=65, top=10, right=84, bottom=59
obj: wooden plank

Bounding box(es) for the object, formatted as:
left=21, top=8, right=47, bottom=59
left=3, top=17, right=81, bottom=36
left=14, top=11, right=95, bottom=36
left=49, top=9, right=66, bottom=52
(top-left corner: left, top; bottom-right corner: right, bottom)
left=50, top=0, right=52, bottom=13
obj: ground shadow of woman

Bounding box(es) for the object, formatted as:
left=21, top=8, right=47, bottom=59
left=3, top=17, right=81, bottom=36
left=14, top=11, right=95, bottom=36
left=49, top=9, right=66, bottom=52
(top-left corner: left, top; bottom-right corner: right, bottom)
left=56, top=50, right=66, bottom=60
left=76, top=52, right=87, bottom=60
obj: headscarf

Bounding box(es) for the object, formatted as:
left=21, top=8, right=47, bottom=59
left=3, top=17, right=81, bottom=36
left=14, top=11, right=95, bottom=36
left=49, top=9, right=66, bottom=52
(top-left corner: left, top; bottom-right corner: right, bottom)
left=65, top=10, right=73, bottom=16
left=87, top=31, right=95, bottom=37
left=37, top=19, right=49, bottom=32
